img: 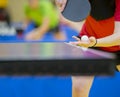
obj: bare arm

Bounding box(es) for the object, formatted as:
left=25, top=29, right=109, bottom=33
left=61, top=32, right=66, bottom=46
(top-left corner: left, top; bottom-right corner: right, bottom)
left=36, top=17, right=50, bottom=35
left=96, top=22, right=120, bottom=47
left=69, top=0, right=120, bottom=48
left=25, top=17, right=50, bottom=40
left=71, top=21, right=120, bottom=48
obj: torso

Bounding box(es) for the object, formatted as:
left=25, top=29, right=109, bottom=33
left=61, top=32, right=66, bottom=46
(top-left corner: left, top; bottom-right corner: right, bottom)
left=80, top=0, right=120, bottom=52
left=25, top=1, right=59, bottom=28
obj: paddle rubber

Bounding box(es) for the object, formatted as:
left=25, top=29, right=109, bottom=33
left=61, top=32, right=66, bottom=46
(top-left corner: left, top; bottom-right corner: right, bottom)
left=62, top=0, right=91, bottom=22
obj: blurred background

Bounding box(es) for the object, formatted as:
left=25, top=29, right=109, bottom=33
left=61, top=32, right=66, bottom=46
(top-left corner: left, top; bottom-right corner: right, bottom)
left=6, top=0, right=25, bottom=22
left=0, top=0, right=82, bottom=42
left=0, top=0, right=119, bottom=97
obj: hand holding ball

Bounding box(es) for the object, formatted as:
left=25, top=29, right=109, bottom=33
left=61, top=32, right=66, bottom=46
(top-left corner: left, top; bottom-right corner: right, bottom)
left=81, top=35, right=89, bottom=42
left=81, top=35, right=89, bottom=51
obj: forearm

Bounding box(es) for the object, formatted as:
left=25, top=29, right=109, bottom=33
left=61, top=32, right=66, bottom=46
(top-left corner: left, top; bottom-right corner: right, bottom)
left=96, top=33, right=120, bottom=47
left=36, top=17, right=50, bottom=34
left=96, top=22, right=120, bottom=47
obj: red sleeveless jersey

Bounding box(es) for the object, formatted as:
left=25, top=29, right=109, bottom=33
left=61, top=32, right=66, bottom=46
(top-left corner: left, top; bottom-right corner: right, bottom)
left=79, top=0, right=120, bottom=52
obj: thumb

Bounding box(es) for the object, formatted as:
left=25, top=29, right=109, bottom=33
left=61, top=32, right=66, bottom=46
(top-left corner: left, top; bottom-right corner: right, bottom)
left=89, top=36, right=96, bottom=42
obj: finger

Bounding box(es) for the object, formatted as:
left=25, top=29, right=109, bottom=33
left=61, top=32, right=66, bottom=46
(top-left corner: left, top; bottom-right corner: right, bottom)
left=61, top=0, right=67, bottom=11
left=62, top=0, right=67, bottom=8
left=56, top=0, right=66, bottom=12
left=70, top=41, right=88, bottom=47
left=89, top=36, right=96, bottom=42
left=89, top=37, right=96, bottom=45
left=77, top=42, right=89, bottom=47
left=72, top=36, right=81, bottom=41
left=69, top=41, right=79, bottom=45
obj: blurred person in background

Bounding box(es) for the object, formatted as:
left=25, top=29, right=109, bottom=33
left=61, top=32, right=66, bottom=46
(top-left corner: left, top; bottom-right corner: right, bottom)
left=0, top=0, right=11, bottom=26
left=24, top=0, right=66, bottom=41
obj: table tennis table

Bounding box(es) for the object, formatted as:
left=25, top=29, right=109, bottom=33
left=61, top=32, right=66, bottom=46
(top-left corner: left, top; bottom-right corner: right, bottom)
left=0, top=42, right=116, bottom=76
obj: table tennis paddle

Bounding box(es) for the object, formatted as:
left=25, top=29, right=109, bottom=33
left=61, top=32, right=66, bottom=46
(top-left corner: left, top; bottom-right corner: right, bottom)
left=62, top=0, right=91, bottom=22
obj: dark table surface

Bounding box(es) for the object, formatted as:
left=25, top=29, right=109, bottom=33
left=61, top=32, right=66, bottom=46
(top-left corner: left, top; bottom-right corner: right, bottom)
left=0, top=42, right=116, bottom=76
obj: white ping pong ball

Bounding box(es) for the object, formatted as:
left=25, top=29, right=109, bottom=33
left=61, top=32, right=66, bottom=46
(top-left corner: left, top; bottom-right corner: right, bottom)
left=80, top=35, right=89, bottom=51
left=81, top=35, right=89, bottom=42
